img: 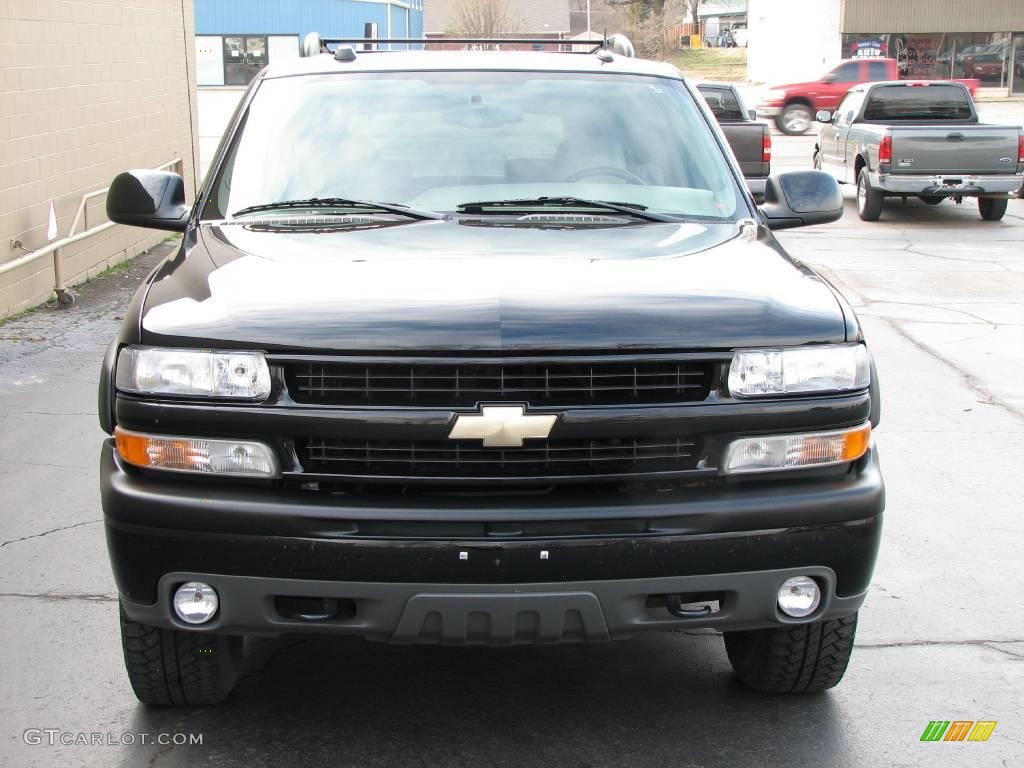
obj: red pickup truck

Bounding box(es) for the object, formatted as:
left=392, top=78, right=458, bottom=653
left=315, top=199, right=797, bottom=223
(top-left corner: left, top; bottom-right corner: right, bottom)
left=758, top=58, right=980, bottom=135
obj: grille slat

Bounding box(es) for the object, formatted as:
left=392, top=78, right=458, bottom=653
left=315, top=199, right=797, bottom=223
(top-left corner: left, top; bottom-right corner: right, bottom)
left=289, top=384, right=705, bottom=394
left=299, top=436, right=699, bottom=478
left=292, top=371, right=706, bottom=381
left=285, top=358, right=713, bottom=407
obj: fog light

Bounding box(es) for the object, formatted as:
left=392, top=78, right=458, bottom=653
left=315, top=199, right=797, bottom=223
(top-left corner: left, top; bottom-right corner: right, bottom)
left=173, top=581, right=219, bottom=624
left=777, top=576, right=820, bottom=618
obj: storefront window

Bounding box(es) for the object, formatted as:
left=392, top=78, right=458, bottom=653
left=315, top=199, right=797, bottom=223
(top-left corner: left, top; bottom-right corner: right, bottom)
left=842, top=32, right=1013, bottom=87
left=224, top=36, right=268, bottom=86
left=1014, top=36, right=1024, bottom=95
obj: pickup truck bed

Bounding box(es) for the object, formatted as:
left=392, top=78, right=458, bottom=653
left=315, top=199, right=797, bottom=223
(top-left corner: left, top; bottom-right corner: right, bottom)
left=698, top=83, right=770, bottom=199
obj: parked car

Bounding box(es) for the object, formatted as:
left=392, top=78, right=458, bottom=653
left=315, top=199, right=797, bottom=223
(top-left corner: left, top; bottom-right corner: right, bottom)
left=814, top=81, right=1024, bottom=221
left=99, top=34, right=882, bottom=706
left=961, top=41, right=1009, bottom=81
left=698, top=82, right=770, bottom=199
left=759, top=58, right=979, bottom=135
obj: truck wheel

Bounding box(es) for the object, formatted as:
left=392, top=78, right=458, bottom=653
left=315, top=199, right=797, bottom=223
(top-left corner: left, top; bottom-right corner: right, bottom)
left=978, top=197, right=1007, bottom=221
left=120, top=604, right=243, bottom=706
left=778, top=104, right=812, bottom=135
left=919, top=195, right=943, bottom=205
left=857, top=170, right=883, bottom=221
left=724, top=613, right=858, bottom=693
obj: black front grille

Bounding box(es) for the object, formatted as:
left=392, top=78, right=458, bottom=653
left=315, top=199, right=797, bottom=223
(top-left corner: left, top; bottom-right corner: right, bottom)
left=299, top=435, right=701, bottom=479
left=284, top=358, right=714, bottom=407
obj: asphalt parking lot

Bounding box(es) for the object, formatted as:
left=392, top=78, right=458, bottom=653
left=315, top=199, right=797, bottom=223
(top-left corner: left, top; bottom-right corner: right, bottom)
left=1, top=110, right=1023, bottom=767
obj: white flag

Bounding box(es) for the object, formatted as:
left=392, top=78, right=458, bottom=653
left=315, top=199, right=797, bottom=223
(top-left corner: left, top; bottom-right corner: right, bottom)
left=47, top=200, right=58, bottom=241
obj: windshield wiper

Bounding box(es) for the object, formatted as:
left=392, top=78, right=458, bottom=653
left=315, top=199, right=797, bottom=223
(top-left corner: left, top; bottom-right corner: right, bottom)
left=231, top=197, right=443, bottom=220
left=455, top=196, right=680, bottom=223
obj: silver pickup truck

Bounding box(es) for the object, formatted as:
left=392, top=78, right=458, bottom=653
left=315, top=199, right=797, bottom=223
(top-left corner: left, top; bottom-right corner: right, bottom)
left=813, top=81, right=1023, bottom=221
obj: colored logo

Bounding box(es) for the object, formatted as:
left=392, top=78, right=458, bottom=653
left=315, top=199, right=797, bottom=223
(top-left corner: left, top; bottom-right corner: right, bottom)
left=920, top=721, right=997, bottom=742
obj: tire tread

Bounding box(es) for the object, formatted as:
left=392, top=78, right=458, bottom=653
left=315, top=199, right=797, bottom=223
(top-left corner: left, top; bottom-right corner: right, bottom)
left=120, top=604, right=241, bottom=706
left=725, top=613, right=858, bottom=694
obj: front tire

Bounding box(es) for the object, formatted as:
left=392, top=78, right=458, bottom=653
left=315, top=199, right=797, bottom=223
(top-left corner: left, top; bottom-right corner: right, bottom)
left=978, top=197, right=1007, bottom=221
left=725, top=613, right=858, bottom=693
left=120, top=604, right=243, bottom=706
left=857, top=169, right=883, bottom=221
left=778, top=103, right=812, bottom=135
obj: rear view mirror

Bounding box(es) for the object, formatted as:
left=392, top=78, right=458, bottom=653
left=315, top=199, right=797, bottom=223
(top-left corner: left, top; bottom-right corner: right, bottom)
left=747, top=108, right=758, bottom=121
left=106, top=170, right=190, bottom=232
left=816, top=110, right=833, bottom=123
left=759, top=170, right=843, bottom=230
left=822, top=73, right=837, bottom=84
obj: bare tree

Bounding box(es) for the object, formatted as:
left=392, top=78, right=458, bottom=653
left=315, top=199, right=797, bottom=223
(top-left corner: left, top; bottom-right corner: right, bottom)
left=610, top=0, right=687, bottom=59
left=448, top=0, right=524, bottom=39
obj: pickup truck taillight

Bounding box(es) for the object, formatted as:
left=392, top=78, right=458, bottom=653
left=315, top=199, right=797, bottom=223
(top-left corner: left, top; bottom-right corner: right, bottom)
left=878, top=134, right=892, bottom=171
left=1018, top=133, right=1024, bottom=163
left=762, top=131, right=772, bottom=163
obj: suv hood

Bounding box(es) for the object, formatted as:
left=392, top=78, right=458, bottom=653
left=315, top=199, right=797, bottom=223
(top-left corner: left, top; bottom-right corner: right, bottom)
left=140, top=220, right=848, bottom=352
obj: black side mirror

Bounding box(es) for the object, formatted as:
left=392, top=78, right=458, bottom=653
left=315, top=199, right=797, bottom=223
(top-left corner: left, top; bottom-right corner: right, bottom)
left=816, top=109, right=833, bottom=123
left=759, top=170, right=843, bottom=230
left=747, top=108, right=758, bottom=121
left=106, top=170, right=190, bottom=232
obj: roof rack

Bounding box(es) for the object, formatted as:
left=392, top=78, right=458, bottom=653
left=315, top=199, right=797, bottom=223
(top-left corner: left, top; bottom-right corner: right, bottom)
left=300, top=33, right=635, bottom=60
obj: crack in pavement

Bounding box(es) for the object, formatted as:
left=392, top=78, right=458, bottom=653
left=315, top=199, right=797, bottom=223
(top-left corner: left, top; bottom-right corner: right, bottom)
left=856, top=638, right=1024, bottom=659
left=679, top=630, right=1024, bottom=659
left=891, top=228, right=1014, bottom=269
left=0, top=591, right=117, bottom=602
left=885, top=319, right=1024, bottom=421
left=0, top=411, right=96, bottom=417
left=0, top=519, right=102, bottom=549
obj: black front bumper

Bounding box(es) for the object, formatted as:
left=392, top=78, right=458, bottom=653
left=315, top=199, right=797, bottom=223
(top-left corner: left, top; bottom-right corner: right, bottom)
left=103, top=442, right=884, bottom=642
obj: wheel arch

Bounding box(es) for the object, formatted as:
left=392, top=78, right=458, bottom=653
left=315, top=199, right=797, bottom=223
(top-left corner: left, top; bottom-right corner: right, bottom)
left=784, top=96, right=813, bottom=109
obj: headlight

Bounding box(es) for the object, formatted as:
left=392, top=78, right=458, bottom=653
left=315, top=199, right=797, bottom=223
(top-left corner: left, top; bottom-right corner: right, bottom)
left=728, top=345, right=870, bottom=397
left=724, top=423, right=871, bottom=474
left=116, top=346, right=271, bottom=400
left=115, top=427, right=279, bottom=477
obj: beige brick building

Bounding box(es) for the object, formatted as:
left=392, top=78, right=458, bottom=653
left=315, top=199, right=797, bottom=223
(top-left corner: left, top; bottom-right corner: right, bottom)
left=1, top=0, right=199, bottom=318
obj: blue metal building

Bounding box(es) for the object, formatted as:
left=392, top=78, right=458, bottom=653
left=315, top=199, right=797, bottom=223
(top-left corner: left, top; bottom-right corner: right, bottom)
left=194, top=0, right=424, bottom=86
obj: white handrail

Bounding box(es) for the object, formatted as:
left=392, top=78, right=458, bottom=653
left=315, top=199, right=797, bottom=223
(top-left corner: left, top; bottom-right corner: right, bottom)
left=0, top=158, right=184, bottom=305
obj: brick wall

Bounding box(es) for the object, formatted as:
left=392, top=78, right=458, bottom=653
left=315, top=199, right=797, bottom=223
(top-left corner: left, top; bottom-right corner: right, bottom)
left=0, top=0, right=198, bottom=318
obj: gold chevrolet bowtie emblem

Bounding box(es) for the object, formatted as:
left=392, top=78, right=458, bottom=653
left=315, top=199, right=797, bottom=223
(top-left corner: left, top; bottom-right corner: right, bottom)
left=448, top=406, right=557, bottom=447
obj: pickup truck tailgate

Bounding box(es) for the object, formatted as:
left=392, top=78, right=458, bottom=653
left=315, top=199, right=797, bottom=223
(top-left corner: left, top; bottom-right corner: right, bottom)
left=890, top=126, right=1020, bottom=174
left=718, top=122, right=769, bottom=179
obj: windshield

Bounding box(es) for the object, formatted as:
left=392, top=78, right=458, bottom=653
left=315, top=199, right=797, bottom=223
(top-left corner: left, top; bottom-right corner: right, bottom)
left=203, top=71, right=744, bottom=221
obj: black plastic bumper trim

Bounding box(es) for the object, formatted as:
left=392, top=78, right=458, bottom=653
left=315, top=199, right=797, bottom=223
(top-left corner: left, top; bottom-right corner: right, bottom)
left=120, top=566, right=866, bottom=642
left=106, top=511, right=882, bottom=605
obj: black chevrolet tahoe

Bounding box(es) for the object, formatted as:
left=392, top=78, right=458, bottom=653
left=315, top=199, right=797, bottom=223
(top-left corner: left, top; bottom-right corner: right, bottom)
left=99, top=36, right=883, bottom=706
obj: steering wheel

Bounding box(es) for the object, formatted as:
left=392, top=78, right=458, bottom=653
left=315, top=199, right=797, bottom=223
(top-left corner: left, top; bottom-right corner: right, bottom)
left=564, top=166, right=648, bottom=185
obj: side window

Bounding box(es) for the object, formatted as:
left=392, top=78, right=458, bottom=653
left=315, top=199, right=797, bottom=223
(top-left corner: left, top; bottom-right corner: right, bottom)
left=867, top=61, right=889, bottom=81
left=835, top=92, right=864, bottom=126
left=833, top=62, right=860, bottom=83
left=698, top=87, right=744, bottom=121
